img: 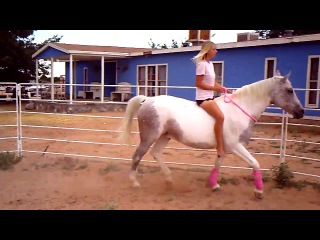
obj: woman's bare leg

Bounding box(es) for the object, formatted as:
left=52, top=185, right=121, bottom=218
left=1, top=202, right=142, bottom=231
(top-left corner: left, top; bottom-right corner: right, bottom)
left=200, top=100, right=225, bottom=157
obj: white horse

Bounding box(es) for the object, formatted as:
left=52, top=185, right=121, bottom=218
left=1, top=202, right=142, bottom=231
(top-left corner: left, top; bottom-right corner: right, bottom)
left=118, top=72, right=304, bottom=199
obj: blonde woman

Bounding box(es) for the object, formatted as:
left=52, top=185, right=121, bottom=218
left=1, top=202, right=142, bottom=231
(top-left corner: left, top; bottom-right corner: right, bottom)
left=192, top=41, right=231, bottom=157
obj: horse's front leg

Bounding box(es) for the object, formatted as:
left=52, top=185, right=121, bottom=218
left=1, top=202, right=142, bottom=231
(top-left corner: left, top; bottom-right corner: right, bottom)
left=231, top=143, right=264, bottom=199
left=208, top=155, right=225, bottom=191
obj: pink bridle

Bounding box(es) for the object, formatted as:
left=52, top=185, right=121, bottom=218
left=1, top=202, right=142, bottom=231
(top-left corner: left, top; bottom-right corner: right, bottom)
left=222, top=87, right=257, bottom=122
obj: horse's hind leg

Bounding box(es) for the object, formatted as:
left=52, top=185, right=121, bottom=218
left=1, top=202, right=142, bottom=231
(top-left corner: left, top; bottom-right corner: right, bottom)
left=231, top=143, right=264, bottom=199
left=130, top=139, right=155, bottom=188
left=149, top=135, right=172, bottom=189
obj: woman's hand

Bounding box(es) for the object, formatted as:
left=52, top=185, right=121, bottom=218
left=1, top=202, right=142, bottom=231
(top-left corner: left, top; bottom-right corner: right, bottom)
left=220, top=86, right=233, bottom=94
left=227, top=89, right=233, bottom=94
left=219, top=86, right=226, bottom=93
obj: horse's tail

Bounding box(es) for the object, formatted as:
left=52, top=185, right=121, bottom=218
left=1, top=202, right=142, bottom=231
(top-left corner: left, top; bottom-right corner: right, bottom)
left=117, top=95, right=148, bottom=144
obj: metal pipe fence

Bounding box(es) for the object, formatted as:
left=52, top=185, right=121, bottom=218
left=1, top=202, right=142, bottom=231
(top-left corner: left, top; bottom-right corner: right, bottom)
left=0, top=83, right=319, bottom=179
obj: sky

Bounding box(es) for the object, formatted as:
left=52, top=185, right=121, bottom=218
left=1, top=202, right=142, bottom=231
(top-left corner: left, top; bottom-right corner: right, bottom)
left=33, top=30, right=254, bottom=77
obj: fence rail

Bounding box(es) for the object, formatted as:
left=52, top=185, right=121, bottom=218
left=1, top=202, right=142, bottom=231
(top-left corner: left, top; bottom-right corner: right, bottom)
left=0, top=83, right=319, bottom=180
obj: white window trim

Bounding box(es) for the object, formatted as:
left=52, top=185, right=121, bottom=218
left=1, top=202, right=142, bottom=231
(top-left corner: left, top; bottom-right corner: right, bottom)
left=264, top=57, right=277, bottom=79
left=305, top=55, right=320, bottom=108
left=136, top=64, right=168, bottom=96
left=210, top=61, right=224, bottom=86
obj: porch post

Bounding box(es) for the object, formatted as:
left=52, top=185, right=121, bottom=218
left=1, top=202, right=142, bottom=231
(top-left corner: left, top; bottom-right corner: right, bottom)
left=35, top=60, right=39, bottom=97
left=101, top=56, right=105, bottom=102
left=69, top=54, right=73, bottom=104
left=51, top=57, right=54, bottom=101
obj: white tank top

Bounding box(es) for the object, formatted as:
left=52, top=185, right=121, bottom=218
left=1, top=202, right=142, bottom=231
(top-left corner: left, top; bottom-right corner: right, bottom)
left=195, top=60, right=215, bottom=100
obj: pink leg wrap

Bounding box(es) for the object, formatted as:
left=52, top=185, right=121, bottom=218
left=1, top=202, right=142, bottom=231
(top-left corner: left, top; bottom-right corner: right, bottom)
left=208, top=168, right=219, bottom=186
left=253, top=169, right=264, bottom=190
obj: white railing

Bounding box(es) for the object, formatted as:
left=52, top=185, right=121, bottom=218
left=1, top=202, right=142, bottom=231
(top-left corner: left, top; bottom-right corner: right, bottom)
left=0, top=83, right=21, bottom=156
left=0, top=84, right=319, bottom=180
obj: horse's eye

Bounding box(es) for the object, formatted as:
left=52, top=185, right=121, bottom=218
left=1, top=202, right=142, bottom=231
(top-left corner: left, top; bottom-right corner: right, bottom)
left=287, top=88, right=293, bottom=94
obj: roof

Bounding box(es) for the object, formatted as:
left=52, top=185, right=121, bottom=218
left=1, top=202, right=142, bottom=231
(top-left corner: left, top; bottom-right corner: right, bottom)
left=33, top=33, right=320, bottom=61
left=32, top=42, right=152, bottom=61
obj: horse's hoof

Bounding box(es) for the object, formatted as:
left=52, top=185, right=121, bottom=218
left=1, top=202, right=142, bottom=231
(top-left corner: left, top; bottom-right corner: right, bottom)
left=254, top=189, right=263, bottom=199
left=211, top=184, right=221, bottom=191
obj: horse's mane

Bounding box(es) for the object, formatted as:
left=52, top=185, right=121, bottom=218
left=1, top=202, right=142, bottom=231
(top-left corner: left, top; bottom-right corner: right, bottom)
left=234, top=77, right=276, bottom=101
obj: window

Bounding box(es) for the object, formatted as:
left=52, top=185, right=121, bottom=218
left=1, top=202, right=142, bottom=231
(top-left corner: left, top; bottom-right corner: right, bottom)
left=211, top=61, right=224, bottom=97
left=137, top=64, right=168, bottom=96
left=306, top=56, right=320, bottom=108
left=188, top=30, right=210, bottom=41
left=137, top=66, right=146, bottom=95
left=265, top=58, right=277, bottom=79
left=189, top=30, right=199, bottom=40
left=157, top=65, right=167, bottom=95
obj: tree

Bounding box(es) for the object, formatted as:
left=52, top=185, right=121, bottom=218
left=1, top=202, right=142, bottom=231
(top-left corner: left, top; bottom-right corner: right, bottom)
left=148, top=38, right=191, bottom=49
left=0, top=30, right=35, bottom=83
left=0, top=30, right=63, bottom=83
left=255, top=30, right=320, bottom=39
left=36, top=34, right=63, bottom=78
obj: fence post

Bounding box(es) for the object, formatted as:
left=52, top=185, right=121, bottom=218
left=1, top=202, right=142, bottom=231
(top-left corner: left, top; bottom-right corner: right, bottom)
left=17, top=84, right=22, bottom=157
left=279, top=110, right=289, bottom=163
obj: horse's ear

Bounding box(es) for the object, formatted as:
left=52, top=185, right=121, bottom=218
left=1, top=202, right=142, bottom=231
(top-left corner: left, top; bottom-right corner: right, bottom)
left=285, top=71, right=291, bottom=79
left=281, top=71, right=291, bottom=83
left=275, top=70, right=281, bottom=76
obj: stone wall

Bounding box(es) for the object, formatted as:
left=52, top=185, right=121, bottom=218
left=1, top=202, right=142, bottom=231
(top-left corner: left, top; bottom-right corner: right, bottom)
left=26, top=100, right=127, bottom=114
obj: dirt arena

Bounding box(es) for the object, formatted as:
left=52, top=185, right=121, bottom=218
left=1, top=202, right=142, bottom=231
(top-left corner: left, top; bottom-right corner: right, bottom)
left=0, top=102, right=320, bottom=210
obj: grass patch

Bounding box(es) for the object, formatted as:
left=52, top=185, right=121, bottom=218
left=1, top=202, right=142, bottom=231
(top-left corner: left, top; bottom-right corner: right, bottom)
left=76, top=164, right=88, bottom=170
left=185, top=167, right=210, bottom=173
left=0, top=111, right=93, bottom=127
left=288, top=125, right=299, bottom=134
left=291, top=133, right=300, bottom=138
left=301, top=159, right=312, bottom=165
left=101, top=201, right=118, bottom=210
left=306, top=126, right=320, bottom=135
left=137, top=165, right=161, bottom=174
left=269, top=141, right=281, bottom=148
left=271, top=144, right=281, bottom=148
left=271, top=162, right=294, bottom=188
left=288, top=125, right=320, bottom=135
left=99, top=163, right=121, bottom=175
left=219, top=177, right=240, bottom=185
left=296, top=142, right=311, bottom=153
left=0, top=151, right=23, bottom=170
left=243, top=172, right=271, bottom=183
left=269, top=162, right=320, bottom=190
left=309, top=147, right=320, bottom=155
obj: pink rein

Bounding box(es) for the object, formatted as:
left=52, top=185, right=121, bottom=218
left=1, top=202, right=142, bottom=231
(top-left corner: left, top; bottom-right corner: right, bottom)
left=222, top=87, right=257, bottom=122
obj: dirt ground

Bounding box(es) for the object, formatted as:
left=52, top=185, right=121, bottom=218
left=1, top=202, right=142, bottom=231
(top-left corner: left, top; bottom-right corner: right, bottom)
left=0, top=102, right=320, bottom=210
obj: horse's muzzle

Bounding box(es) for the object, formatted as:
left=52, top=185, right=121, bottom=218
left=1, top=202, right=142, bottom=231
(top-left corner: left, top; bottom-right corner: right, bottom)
left=293, top=108, right=304, bottom=119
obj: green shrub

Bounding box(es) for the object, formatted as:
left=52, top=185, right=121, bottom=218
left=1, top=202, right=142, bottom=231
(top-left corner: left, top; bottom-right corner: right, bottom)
left=0, top=151, right=22, bottom=170
left=271, top=162, right=294, bottom=188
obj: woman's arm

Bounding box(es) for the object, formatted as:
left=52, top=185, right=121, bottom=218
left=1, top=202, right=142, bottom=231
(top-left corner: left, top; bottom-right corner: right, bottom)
left=196, top=75, right=214, bottom=90
left=196, top=75, right=225, bottom=92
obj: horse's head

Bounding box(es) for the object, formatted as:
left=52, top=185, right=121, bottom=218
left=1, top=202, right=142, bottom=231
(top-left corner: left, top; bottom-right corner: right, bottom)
left=270, top=71, right=304, bottom=119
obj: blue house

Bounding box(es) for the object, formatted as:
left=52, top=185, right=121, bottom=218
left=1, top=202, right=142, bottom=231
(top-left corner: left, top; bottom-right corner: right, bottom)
left=32, top=32, right=320, bottom=119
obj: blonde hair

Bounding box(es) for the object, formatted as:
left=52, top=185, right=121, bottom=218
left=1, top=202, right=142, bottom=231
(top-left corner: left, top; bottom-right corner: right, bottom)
left=192, top=41, right=216, bottom=64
